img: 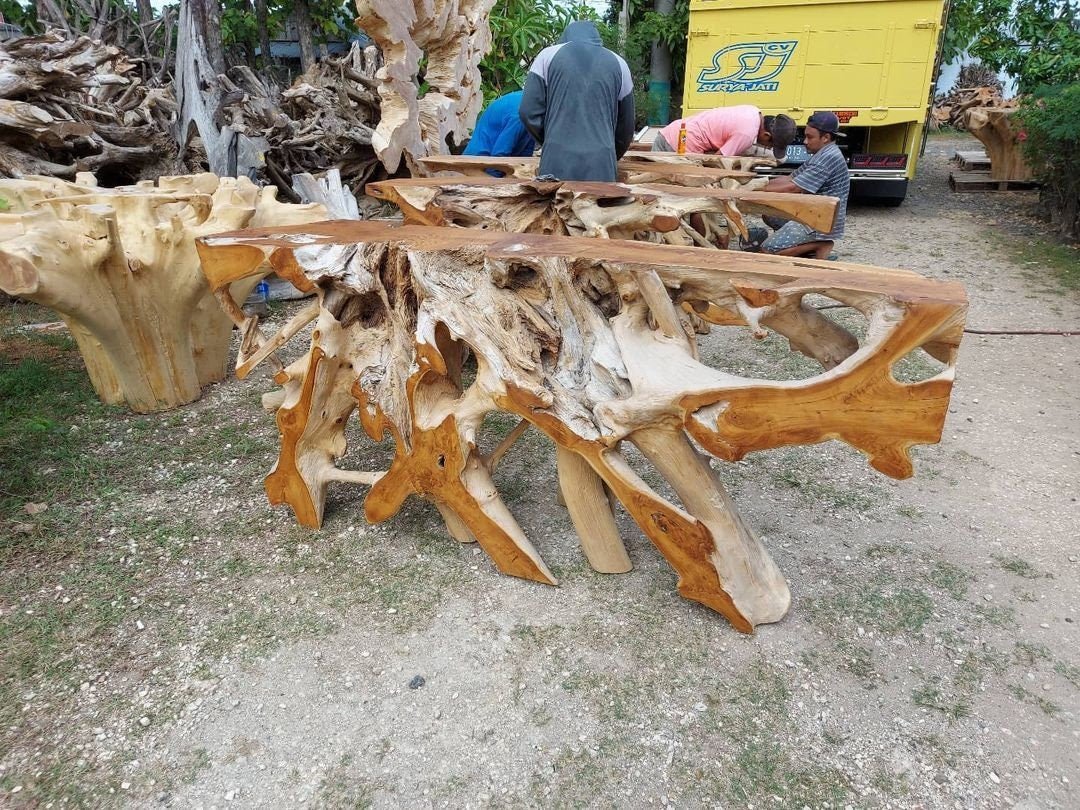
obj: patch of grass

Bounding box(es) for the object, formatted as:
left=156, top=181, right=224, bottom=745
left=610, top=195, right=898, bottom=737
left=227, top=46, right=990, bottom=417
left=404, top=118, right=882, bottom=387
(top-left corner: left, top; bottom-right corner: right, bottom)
left=700, top=661, right=853, bottom=807
left=199, top=606, right=338, bottom=661
left=912, top=734, right=958, bottom=769
left=1008, top=684, right=1061, bottom=717
left=808, top=577, right=935, bottom=637
left=992, top=554, right=1048, bottom=580
left=1053, top=660, right=1080, bottom=689
left=924, top=560, right=973, bottom=600
left=833, top=640, right=879, bottom=687
left=911, top=649, right=1007, bottom=722
left=179, top=748, right=212, bottom=784
left=912, top=676, right=972, bottom=722
left=317, top=755, right=380, bottom=808
left=0, top=356, right=110, bottom=519
left=538, top=736, right=631, bottom=807
left=559, top=667, right=649, bottom=723
left=864, top=542, right=902, bottom=559
left=726, top=739, right=851, bottom=807
left=1014, top=641, right=1052, bottom=667
left=896, top=504, right=924, bottom=520
left=892, top=349, right=945, bottom=383
left=973, top=604, right=1017, bottom=629
left=870, top=767, right=910, bottom=796
left=1007, top=232, right=1080, bottom=291
left=772, top=467, right=880, bottom=512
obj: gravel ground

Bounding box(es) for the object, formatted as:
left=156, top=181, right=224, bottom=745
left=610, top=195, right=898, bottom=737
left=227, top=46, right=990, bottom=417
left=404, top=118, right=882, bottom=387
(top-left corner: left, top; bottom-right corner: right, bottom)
left=1, top=134, right=1078, bottom=809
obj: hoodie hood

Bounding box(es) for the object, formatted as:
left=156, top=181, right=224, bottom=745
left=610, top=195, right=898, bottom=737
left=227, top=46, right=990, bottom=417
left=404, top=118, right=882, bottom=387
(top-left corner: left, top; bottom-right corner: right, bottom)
left=559, top=20, right=602, bottom=45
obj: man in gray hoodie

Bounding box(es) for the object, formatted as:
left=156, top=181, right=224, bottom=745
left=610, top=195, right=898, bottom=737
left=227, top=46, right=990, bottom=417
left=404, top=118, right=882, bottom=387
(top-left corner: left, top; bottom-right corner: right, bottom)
left=519, top=21, right=635, bottom=182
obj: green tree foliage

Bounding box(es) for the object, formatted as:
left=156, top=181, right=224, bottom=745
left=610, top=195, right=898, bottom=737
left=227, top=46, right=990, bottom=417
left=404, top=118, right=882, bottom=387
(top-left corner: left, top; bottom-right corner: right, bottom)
left=604, top=0, right=688, bottom=121
left=1019, top=82, right=1080, bottom=239
left=943, top=0, right=1079, bottom=93
left=220, top=0, right=355, bottom=57
left=0, top=0, right=36, bottom=29
left=480, top=0, right=602, bottom=103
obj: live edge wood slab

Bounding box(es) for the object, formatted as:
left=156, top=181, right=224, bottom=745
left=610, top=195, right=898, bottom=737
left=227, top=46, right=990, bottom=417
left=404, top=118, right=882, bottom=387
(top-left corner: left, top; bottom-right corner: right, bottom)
left=366, top=176, right=839, bottom=246
left=196, top=220, right=966, bottom=632
left=416, top=154, right=761, bottom=188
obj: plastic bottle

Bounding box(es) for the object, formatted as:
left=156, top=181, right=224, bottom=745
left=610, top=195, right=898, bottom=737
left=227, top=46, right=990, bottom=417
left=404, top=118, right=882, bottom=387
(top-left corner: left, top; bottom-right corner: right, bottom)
left=257, top=279, right=270, bottom=305
left=676, top=122, right=687, bottom=155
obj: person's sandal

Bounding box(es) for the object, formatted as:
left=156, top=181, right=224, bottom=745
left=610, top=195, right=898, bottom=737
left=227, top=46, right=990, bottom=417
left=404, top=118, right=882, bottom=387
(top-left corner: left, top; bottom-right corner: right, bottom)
left=742, top=225, right=768, bottom=252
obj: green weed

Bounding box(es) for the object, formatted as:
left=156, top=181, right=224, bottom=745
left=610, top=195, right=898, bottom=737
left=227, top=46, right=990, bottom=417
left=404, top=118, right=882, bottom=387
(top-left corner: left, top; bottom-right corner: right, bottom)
left=992, top=554, right=1047, bottom=579
left=808, top=578, right=935, bottom=636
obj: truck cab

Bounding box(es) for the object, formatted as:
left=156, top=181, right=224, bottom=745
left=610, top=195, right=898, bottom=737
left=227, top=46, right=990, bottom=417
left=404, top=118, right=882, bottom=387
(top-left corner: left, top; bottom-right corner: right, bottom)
left=683, top=0, right=949, bottom=204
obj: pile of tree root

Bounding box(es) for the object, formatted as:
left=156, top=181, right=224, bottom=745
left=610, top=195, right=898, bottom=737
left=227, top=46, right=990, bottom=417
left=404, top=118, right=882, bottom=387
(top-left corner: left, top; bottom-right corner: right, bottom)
left=0, top=31, right=385, bottom=195
left=218, top=43, right=384, bottom=199
left=932, top=85, right=1018, bottom=131
left=0, top=32, right=178, bottom=182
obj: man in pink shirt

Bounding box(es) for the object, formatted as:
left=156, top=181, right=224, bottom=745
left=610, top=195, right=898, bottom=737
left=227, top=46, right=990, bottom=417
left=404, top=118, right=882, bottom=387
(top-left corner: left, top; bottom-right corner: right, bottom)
left=654, top=105, right=796, bottom=159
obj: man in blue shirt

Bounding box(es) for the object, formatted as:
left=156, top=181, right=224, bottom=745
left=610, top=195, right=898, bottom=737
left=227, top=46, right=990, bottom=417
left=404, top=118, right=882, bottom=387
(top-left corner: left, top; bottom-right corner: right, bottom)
left=757, top=110, right=850, bottom=259
left=463, top=91, right=536, bottom=158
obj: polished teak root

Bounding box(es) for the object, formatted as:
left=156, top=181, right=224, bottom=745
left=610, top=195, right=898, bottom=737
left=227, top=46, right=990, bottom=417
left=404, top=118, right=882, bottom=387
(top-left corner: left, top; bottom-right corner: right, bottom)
left=196, top=221, right=965, bottom=632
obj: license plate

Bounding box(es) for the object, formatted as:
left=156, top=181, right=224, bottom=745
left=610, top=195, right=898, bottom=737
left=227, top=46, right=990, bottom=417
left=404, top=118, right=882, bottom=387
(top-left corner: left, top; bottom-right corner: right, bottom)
left=783, top=144, right=809, bottom=164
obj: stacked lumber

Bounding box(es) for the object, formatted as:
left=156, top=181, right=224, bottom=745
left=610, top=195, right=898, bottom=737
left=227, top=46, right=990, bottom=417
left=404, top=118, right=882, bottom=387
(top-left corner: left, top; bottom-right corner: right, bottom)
left=932, top=86, right=1017, bottom=131
left=0, top=32, right=178, bottom=181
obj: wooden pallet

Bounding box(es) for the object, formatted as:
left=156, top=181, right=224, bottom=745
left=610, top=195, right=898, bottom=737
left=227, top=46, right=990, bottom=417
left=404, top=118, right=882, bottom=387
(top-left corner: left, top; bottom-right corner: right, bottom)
left=949, top=170, right=1040, bottom=192
left=952, top=150, right=991, bottom=171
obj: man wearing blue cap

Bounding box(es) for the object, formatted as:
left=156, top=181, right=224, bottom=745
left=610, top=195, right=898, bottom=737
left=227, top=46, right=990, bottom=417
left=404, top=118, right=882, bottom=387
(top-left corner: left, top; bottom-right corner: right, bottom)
left=756, top=110, right=850, bottom=259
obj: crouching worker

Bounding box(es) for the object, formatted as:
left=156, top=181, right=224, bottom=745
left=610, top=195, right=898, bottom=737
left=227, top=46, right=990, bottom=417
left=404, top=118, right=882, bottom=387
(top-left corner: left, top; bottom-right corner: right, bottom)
left=757, top=111, right=849, bottom=259
left=463, top=90, right=537, bottom=161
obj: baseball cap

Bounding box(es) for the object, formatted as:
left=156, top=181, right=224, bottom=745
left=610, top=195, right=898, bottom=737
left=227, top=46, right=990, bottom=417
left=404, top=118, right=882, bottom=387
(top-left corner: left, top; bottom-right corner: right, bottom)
left=806, top=111, right=847, bottom=137
left=767, top=113, right=796, bottom=159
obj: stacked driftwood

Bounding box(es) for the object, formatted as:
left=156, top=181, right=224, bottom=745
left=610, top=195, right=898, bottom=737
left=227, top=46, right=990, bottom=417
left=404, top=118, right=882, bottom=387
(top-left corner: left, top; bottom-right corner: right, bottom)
left=0, top=32, right=178, bottom=181
left=0, top=31, right=385, bottom=193
left=219, top=43, right=384, bottom=197
left=932, top=86, right=1018, bottom=131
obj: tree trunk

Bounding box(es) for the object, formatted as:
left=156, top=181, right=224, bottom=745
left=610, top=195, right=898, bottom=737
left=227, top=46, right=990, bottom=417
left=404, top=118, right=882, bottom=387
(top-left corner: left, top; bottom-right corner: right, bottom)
left=256, top=0, right=272, bottom=77
left=618, top=0, right=630, bottom=53
left=136, top=0, right=155, bottom=26
left=293, top=0, right=316, bottom=75
left=648, top=0, right=674, bottom=125
left=0, top=174, right=327, bottom=413
left=198, top=0, right=226, bottom=74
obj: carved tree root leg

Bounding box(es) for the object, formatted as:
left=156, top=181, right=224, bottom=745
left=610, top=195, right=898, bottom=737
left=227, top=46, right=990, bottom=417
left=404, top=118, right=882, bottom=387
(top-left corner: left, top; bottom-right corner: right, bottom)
left=437, top=504, right=477, bottom=543
left=555, top=447, right=631, bottom=574
left=631, top=427, right=790, bottom=626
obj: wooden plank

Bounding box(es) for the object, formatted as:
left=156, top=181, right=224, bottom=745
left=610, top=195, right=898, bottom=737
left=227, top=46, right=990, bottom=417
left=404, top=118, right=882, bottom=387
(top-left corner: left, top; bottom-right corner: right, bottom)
left=366, top=176, right=840, bottom=235
left=415, top=154, right=757, bottom=184
left=949, top=171, right=1040, bottom=193
left=952, top=150, right=991, bottom=171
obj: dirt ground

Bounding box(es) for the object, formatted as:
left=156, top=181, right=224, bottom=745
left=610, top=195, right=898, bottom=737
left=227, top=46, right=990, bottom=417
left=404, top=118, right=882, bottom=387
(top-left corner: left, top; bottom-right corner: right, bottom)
left=1, top=133, right=1078, bottom=809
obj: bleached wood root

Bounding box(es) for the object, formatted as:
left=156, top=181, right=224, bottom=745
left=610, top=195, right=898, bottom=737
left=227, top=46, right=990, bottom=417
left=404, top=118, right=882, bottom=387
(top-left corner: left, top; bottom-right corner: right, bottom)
left=621, top=152, right=777, bottom=172
left=355, top=0, right=495, bottom=173
left=368, top=177, right=839, bottom=248
left=0, top=173, right=325, bottom=412
left=555, top=447, right=632, bottom=574
left=416, top=155, right=759, bottom=186
left=196, top=221, right=966, bottom=631
left=964, top=107, right=1033, bottom=182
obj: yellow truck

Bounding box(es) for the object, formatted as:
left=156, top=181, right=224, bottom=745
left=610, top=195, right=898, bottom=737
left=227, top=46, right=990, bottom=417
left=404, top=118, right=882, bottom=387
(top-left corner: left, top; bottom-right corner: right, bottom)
left=683, top=0, right=949, bottom=204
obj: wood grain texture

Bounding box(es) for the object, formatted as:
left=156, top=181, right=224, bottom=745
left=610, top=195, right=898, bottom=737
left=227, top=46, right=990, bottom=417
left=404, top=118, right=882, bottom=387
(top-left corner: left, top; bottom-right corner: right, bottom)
left=367, top=177, right=839, bottom=241
left=197, top=221, right=966, bottom=631
left=0, top=173, right=325, bottom=412
left=416, top=155, right=759, bottom=186
left=964, top=107, right=1034, bottom=182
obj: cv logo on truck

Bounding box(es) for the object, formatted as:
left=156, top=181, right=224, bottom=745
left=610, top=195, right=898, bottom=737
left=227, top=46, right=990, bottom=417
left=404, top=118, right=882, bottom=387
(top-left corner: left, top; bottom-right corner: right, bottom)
left=697, top=41, right=798, bottom=93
